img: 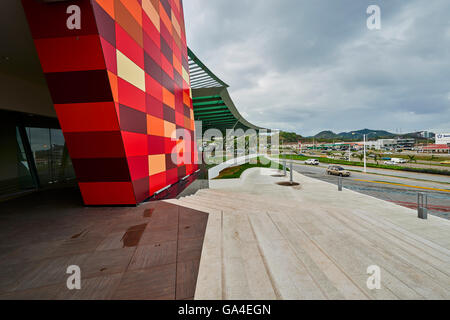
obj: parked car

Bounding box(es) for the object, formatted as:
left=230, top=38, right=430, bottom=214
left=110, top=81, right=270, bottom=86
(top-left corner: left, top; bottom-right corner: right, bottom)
left=384, top=161, right=398, bottom=165
left=305, top=159, right=320, bottom=165
left=326, top=166, right=351, bottom=177
left=391, top=158, right=407, bottom=164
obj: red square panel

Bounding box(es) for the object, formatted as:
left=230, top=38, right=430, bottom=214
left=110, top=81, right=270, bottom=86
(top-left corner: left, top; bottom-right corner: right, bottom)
left=166, top=168, right=179, bottom=185
left=54, top=102, right=120, bottom=133
left=122, top=131, right=148, bottom=157
left=145, top=74, right=163, bottom=102
left=118, top=77, right=146, bottom=112
left=116, top=23, right=145, bottom=69
left=79, top=182, right=136, bottom=205
left=148, top=135, right=166, bottom=155
left=142, top=12, right=160, bottom=49
left=127, top=155, right=149, bottom=181
left=34, top=35, right=105, bottom=73
left=149, top=171, right=167, bottom=195
left=100, top=37, right=118, bottom=74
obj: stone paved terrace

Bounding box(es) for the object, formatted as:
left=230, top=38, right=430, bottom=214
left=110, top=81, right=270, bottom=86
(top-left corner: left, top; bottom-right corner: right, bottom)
left=166, top=168, right=450, bottom=300
left=0, top=189, right=208, bottom=300
left=1, top=168, right=449, bottom=300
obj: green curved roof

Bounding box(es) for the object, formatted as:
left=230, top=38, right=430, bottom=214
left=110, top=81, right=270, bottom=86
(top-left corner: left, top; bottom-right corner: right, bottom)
left=188, top=48, right=266, bottom=133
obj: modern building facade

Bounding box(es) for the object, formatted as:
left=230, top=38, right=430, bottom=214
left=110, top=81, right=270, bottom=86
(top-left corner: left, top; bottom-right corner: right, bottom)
left=0, top=0, right=265, bottom=206
left=2, top=0, right=198, bottom=205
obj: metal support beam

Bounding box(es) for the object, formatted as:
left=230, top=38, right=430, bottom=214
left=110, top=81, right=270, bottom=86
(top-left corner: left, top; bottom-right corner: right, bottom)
left=18, top=126, right=41, bottom=189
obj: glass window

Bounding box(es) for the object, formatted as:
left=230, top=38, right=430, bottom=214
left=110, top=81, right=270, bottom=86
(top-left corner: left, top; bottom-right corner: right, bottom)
left=26, top=128, right=76, bottom=186
left=0, top=126, right=35, bottom=197
left=27, top=127, right=52, bottom=185
left=15, top=127, right=35, bottom=191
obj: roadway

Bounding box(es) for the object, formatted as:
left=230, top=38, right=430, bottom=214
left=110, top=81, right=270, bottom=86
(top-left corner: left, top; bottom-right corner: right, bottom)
left=288, top=162, right=450, bottom=220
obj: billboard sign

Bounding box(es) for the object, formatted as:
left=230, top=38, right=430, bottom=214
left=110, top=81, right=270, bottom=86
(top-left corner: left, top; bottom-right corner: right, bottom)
left=436, top=133, right=450, bottom=145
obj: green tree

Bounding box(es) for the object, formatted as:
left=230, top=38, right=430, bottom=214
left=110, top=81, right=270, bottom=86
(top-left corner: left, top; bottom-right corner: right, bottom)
left=407, top=155, right=417, bottom=163
left=373, top=153, right=379, bottom=164
left=356, top=153, right=365, bottom=162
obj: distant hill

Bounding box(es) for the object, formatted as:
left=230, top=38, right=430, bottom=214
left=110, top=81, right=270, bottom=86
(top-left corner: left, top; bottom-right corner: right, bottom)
left=311, top=129, right=396, bottom=141
left=284, top=129, right=435, bottom=143
left=336, top=129, right=396, bottom=140
left=314, top=131, right=340, bottom=140
left=280, top=131, right=303, bottom=143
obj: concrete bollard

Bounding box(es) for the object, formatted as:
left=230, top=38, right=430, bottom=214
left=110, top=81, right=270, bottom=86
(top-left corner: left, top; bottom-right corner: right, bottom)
left=418, top=193, right=428, bottom=220
left=290, top=161, right=293, bottom=184
left=338, top=176, right=343, bottom=191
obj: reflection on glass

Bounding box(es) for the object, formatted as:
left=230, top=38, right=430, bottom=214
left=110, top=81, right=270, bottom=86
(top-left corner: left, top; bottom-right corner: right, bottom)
left=0, top=126, right=76, bottom=197
left=15, top=127, right=35, bottom=191
left=26, top=128, right=75, bottom=186
left=27, top=127, right=51, bottom=185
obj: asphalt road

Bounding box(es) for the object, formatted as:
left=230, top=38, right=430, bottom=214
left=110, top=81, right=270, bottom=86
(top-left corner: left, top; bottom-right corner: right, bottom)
left=291, top=163, right=450, bottom=220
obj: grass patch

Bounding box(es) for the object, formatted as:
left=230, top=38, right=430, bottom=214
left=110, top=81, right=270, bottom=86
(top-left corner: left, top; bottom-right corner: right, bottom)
left=215, top=157, right=286, bottom=180
left=280, top=155, right=450, bottom=176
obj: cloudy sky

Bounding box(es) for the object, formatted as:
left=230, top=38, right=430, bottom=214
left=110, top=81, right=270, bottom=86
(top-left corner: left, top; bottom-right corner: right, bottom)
left=183, top=0, right=450, bottom=136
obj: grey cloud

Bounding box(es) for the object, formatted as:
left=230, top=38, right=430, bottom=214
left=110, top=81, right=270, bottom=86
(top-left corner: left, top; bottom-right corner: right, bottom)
left=184, top=0, right=450, bottom=136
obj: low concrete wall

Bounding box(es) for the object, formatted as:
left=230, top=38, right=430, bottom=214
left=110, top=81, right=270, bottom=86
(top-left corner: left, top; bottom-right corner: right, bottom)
left=208, top=154, right=260, bottom=180
left=209, top=167, right=282, bottom=189
left=176, top=179, right=209, bottom=198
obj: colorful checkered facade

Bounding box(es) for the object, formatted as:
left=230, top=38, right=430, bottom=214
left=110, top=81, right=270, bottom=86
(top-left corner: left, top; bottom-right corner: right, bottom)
left=22, top=0, right=198, bottom=205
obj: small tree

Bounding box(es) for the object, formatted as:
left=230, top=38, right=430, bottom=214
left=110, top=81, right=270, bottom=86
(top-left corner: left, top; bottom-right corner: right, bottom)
left=373, top=153, right=379, bottom=164
left=407, top=155, right=417, bottom=163
left=356, top=153, right=365, bottom=162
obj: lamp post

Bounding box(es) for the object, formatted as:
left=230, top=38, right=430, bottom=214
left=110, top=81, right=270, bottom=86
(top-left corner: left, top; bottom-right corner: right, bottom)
left=363, top=134, right=367, bottom=173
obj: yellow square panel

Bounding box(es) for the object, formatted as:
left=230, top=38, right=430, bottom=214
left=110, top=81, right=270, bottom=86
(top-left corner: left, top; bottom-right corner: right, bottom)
left=148, top=154, right=166, bottom=176
left=182, top=66, right=190, bottom=85
left=164, top=120, right=176, bottom=138
left=117, top=50, right=146, bottom=91
left=171, top=10, right=181, bottom=37
left=142, top=0, right=160, bottom=32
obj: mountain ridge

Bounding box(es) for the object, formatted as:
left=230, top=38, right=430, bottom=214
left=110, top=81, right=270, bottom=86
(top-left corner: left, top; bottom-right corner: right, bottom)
left=309, top=129, right=434, bottom=141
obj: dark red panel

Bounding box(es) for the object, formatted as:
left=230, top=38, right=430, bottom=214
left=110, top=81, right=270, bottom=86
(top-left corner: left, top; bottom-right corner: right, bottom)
left=72, top=158, right=131, bottom=182
left=21, top=0, right=98, bottom=39
left=119, top=104, right=147, bottom=134
left=64, top=132, right=126, bottom=159
left=45, top=70, right=114, bottom=104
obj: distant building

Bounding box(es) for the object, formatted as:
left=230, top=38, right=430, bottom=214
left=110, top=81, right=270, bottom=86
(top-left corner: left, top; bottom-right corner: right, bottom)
left=395, top=138, right=415, bottom=151
left=435, top=133, right=450, bottom=145
left=361, top=139, right=396, bottom=150
left=417, top=144, right=450, bottom=153
left=358, top=138, right=415, bottom=151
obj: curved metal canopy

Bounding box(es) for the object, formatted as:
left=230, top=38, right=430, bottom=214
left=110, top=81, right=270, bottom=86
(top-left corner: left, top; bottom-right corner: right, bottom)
left=188, top=48, right=266, bottom=133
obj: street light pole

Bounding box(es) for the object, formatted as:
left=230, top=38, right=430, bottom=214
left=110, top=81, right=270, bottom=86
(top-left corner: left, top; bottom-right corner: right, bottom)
left=363, top=134, right=367, bottom=173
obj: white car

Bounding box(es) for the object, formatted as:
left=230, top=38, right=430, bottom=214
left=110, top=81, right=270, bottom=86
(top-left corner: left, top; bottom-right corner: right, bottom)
left=391, top=158, right=407, bottom=164
left=305, top=159, right=320, bottom=165
left=384, top=161, right=398, bottom=165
